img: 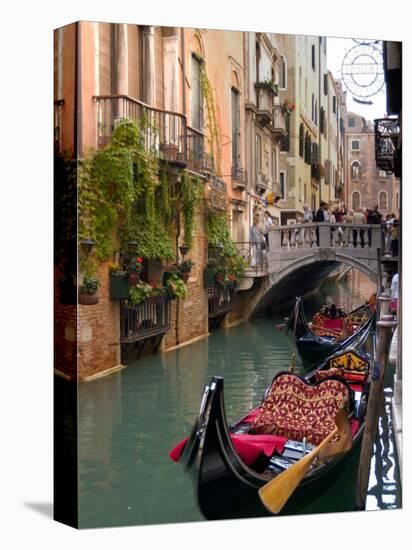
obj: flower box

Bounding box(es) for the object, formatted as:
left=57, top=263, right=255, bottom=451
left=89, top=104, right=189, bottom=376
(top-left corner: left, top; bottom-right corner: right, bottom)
left=109, top=274, right=130, bottom=299
left=79, top=292, right=99, bottom=305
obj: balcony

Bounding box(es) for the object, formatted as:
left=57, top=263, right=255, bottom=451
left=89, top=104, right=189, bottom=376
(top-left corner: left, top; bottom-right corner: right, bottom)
left=374, top=117, right=400, bottom=175
left=186, top=126, right=214, bottom=173
left=231, top=164, right=248, bottom=188
left=236, top=241, right=268, bottom=277
left=94, top=95, right=211, bottom=175
left=207, top=286, right=236, bottom=329
left=271, top=104, right=287, bottom=140
left=256, top=172, right=271, bottom=195
left=120, top=295, right=171, bottom=343
left=255, top=82, right=277, bottom=127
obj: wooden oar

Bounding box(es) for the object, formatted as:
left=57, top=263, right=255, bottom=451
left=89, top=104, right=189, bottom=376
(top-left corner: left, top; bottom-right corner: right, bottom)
left=258, top=407, right=352, bottom=514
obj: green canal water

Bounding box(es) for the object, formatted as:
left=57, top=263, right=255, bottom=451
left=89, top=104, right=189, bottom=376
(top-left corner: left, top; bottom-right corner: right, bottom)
left=76, top=277, right=402, bottom=528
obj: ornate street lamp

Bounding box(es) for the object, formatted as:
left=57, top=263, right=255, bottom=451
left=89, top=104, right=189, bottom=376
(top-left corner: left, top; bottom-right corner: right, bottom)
left=126, top=240, right=139, bottom=254
left=179, top=244, right=189, bottom=258
left=80, top=238, right=95, bottom=256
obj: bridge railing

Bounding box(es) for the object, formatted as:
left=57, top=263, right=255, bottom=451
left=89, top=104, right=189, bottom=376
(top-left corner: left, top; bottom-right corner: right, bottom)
left=268, top=222, right=382, bottom=251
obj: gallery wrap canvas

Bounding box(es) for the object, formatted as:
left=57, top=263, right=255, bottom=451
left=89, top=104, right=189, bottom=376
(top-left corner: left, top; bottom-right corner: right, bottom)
left=53, top=21, right=402, bottom=529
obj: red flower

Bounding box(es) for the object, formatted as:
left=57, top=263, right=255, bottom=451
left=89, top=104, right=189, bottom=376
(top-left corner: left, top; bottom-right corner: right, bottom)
left=137, top=257, right=143, bottom=263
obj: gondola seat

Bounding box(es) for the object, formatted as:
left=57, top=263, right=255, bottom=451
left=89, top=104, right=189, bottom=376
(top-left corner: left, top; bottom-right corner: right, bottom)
left=251, top=373, right=350, bottom=445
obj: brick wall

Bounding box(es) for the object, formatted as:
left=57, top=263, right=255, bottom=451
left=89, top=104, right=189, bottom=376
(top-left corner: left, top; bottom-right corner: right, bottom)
left=164, top=215, right=209, bottom=349
left=77, top=262, right=121, bottom=381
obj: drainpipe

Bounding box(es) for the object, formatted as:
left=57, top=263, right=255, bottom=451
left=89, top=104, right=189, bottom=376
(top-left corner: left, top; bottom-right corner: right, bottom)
left=75, top=22, right=82, bottom=158
left=181, top=27, right=187, bottom=116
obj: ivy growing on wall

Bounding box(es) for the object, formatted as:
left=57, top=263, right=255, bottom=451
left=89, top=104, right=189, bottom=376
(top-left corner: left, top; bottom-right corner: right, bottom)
left=205, top=211, right=246, bottom=280
left=200, top=66, right=222, bottom=174
left=78, top=118, right=203, bottom=263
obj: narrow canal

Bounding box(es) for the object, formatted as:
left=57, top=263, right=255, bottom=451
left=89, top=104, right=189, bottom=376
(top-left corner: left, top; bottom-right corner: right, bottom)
left=76, top=271, right=401, bottom=528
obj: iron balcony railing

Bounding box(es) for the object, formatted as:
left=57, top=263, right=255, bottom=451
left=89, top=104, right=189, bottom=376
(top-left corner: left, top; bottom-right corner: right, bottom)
left=120, top=295, right=171, bottom=343
left=207, top=286, right=235, bottom=317
left=94, top=94, right=187, bottom=163
left=186, top=126, right=214, bottom=172
left=236, top=241, right=268, bottom=274
left=231, top=165, right=248, bottom=186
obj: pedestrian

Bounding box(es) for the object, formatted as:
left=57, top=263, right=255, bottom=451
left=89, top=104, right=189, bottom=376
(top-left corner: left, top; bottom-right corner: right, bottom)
left=367, top=204, right=382, bottom=246
left=303, top=204, right=314, bottom=247
left=343, top=209, right=354, bottom=246
left=314, top=201, right=328, bottom=246
left=263, top=210, right=273, bottom=250
left=250, top=214, right=266, bottom=267
left=390, top=218, right=399, bottom=257
left=303, top=204, right=313, bottom=222
left=384, top=213, right=394, bottom=255
left=352, top=207, right=366, bottom=248
left=330, top=206, right=337, bottom=246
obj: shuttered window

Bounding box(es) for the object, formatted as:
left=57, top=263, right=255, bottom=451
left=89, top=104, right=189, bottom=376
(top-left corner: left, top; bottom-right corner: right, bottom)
left=299, top=123, right=304, bottom=157
left=231, top=87, right=240, bottom=168
left=191, top=54, right=203, bottom=130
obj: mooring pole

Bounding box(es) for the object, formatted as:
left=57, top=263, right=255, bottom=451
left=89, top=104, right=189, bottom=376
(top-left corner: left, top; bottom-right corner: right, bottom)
left=355, top=312, right=396, bottom=510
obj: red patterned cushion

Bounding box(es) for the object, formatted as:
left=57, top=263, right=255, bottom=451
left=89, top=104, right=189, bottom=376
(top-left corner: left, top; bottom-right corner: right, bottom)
left=252, top=374, right=349, bottom=445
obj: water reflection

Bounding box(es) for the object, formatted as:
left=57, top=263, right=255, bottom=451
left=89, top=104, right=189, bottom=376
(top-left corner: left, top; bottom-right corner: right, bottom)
left=77, top=273, right=401, bottom=528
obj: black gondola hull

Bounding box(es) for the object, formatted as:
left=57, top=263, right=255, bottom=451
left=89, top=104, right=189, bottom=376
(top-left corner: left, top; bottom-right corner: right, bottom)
left=180, top=377, right=364, bottom=520
left=288, top=297, right=375, bottom=369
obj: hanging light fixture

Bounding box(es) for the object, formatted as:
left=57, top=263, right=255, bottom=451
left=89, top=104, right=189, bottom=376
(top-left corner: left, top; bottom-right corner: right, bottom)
left=80, top=238, right=95, bottom=256
left=179, top=244, right=189, bottom=257
left=126, top=240, right=139, bottom=254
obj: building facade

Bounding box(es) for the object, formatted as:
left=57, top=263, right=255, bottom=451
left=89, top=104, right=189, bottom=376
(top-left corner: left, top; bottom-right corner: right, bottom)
left=345, top=111, right=400, bottom=217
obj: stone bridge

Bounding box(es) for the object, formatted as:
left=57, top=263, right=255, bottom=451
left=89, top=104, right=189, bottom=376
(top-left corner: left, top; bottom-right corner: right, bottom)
left=240, top=222, right=382, bottom=317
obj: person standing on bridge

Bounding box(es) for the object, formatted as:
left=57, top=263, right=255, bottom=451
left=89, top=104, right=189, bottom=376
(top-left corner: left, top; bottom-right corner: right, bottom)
left=250, top=214, right=266, bottom=267
left=352, top=207, right=367, bottom=248
left=314, top=201, right=328, bottom=246
left=303, top=204, right=314, bottom=246
left=367, top=204, right=382, bottom=247
left=343, top=209, right=354, bottom=246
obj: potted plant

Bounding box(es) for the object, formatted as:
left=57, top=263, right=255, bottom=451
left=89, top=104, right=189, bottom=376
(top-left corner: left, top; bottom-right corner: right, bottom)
left=79, top=275, right=101, bottom=305
left=255, top=79, right=279, bottom=95
left=109, top=262, right=129, bottom=299
left=282, top=100, right=296, bottom=115
left=177, top=259, right=194, bottom=282
left=127, top=256, right=144, bottom=286
left=165, top=272, right=188, bottom=299
left=128, top=281, right=154, bottom=305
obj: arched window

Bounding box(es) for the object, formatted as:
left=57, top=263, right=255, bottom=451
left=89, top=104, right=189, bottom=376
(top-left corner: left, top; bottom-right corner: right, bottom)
left=352, top=191, right=361, bottom=211
left=351, top=161, right=360, bottom=180
left=379, top=190, right=388, bottom=210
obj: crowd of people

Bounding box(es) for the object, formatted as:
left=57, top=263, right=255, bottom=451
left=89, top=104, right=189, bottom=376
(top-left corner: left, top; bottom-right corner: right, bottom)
left=249, top=202, right=399, bottom=264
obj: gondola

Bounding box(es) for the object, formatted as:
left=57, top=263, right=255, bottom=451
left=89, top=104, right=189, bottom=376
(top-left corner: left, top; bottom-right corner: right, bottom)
left=286, top=296, right=375, bottom=369
left=170, top=339, right=375, bottom=520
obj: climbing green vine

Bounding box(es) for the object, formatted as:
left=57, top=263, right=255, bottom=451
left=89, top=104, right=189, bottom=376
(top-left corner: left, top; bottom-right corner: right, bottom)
left=205, top=211, right=247, bottom=280
left=78, top=118, right=203, bottom=264
left=200, top=65, right=222, bottom=174
left=179, top=171, right=203, bottom=248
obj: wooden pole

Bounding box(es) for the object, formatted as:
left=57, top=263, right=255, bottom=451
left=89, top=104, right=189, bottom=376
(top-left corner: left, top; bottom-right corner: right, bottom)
left=355, top=318, right=395, bottom=510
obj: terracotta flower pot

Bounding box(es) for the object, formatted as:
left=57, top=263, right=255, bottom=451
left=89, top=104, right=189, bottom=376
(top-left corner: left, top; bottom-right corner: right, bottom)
left=79, top=292, right=99, bottom=305
left=128, top=272, right=140, bottom=287
left=180, top=271, right=190, bottom=283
